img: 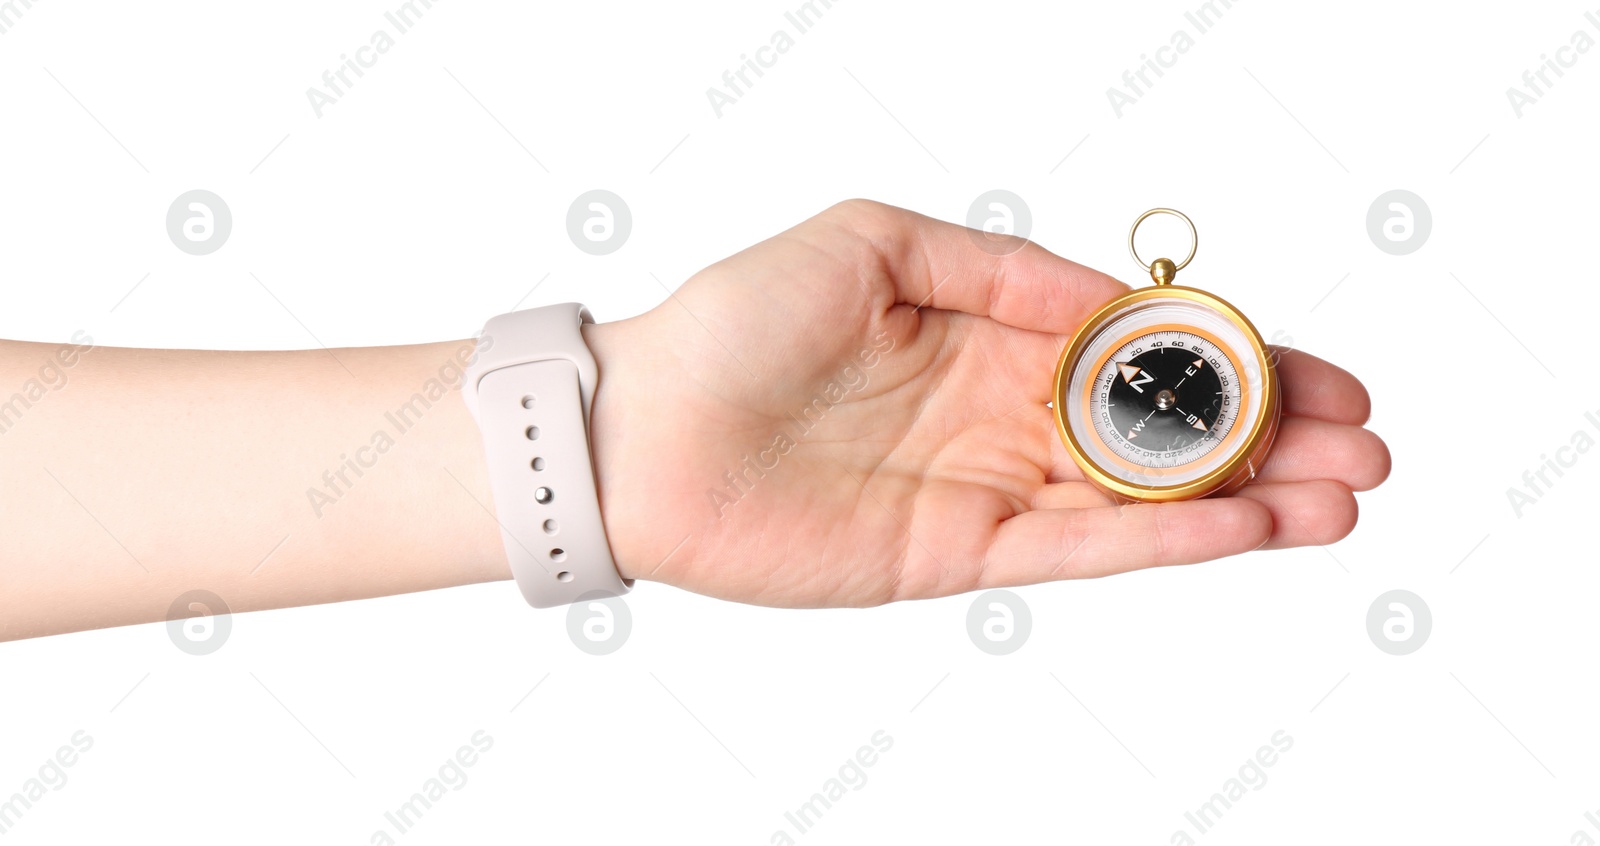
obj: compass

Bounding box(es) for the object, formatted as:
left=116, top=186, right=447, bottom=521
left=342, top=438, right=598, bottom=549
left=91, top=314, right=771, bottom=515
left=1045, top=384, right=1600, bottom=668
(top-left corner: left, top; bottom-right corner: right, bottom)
left=1053, top=209, right=1281, bottom=503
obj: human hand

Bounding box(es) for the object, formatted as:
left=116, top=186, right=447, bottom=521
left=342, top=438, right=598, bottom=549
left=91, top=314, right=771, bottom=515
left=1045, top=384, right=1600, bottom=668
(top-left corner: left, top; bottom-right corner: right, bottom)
left=582, top=200, right=1389, bottom=607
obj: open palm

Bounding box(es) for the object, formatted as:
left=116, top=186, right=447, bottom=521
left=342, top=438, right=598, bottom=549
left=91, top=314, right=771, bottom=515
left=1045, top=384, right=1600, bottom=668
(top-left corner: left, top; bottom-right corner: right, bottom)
left=584, top=200, right=1388, bottom=607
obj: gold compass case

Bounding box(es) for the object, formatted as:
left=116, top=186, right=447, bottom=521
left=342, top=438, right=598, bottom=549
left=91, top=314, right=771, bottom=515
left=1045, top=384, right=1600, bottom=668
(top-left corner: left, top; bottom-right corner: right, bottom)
left=1051, top=210, right=1281, bottom=504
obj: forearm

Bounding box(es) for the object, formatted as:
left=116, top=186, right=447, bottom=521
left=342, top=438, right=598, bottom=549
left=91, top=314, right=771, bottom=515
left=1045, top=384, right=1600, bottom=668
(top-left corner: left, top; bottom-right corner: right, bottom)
left=0, top=336, right=510, bottom=641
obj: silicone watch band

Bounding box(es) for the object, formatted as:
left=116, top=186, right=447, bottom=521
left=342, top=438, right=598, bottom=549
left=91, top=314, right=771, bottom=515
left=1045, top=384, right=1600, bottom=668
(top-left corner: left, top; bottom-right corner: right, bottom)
left=462, top=303, right=631, bottom=608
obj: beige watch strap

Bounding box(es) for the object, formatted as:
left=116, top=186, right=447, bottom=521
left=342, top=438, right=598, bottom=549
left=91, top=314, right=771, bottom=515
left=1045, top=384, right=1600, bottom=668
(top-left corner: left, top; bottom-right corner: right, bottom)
left=462, top=304, right=630, bottom=608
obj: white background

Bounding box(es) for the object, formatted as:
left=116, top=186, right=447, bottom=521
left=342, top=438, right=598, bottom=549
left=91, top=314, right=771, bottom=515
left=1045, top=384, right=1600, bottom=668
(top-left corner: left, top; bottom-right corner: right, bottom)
left=2, top=0, right=1598, bottom=843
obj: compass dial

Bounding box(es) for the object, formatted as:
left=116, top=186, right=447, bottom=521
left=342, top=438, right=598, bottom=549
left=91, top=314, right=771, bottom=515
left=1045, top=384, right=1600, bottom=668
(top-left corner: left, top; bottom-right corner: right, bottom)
left=1092, top=328, right=1241, bottom=468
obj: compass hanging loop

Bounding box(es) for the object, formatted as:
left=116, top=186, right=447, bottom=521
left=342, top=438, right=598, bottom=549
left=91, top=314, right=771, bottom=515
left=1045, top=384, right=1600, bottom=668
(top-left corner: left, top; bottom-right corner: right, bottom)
left=1128, top=208, right=1197, bottom=285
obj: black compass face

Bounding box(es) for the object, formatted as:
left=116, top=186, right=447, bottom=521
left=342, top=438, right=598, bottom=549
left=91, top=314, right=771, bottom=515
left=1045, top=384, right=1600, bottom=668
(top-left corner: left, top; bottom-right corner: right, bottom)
left=1105, top=343, right=1226, bottom=454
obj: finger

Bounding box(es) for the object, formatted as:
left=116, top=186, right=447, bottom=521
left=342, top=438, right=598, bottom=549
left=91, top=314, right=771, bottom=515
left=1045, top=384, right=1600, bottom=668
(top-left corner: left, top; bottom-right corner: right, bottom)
left=820, top=199, right=1128, bottom=333
left=1030, top=480, right=1111, bottom=511
left=1274, top=347, right=1372, bottom=425
left=1255, top=416, right=1392, bottom=491
left=1036, top=416, right=1388, bottom=504
left=1234, top=479, right=1359, bottom=550
left=978, top=497, right=1272, bottom=585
